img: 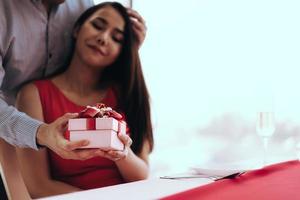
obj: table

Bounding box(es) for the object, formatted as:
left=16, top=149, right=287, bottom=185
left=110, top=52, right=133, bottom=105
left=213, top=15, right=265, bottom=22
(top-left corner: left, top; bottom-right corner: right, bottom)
left=38, top=160, right=300, bottom=200
left=162, top=160, right=300, bottom=200
left=38, top=177, right=212, bottom=200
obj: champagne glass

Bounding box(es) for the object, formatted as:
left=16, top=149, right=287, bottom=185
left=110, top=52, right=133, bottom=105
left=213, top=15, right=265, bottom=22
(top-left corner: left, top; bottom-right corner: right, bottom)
left=256, top=112, right=275, bottom=166
left=295, top=132, right=300, bottom=161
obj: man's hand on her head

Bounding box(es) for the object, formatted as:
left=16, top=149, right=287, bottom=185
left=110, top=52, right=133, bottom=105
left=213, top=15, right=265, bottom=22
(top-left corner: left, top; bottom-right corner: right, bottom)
left=36, top=113, right=99, bottom=160
left=127, top=8, right=147, bottom=49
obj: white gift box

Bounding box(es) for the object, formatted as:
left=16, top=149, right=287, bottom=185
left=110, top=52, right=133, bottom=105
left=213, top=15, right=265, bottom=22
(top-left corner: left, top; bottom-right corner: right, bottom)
left=66, top=117, right=126, bottom=150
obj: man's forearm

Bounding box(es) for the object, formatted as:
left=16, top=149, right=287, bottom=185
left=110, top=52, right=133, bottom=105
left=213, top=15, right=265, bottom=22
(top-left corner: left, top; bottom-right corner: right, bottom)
left=0, top=98, right=42, bottom=150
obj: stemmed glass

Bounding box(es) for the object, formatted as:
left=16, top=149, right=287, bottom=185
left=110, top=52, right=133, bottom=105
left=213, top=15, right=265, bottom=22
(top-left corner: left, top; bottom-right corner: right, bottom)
left=256, top=112, right=276, bottom=166
left=295, top=132, right=300, bottom=161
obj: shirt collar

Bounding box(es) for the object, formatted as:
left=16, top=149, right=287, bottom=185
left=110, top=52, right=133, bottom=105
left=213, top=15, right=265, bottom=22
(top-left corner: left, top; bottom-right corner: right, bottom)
left=31, top=0, right=60, bottom=13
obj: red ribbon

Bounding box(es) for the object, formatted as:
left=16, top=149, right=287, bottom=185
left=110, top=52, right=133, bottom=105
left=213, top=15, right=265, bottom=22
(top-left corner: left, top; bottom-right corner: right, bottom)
left=79, top=105, right=123, bottom=120
left=86, top=118, right=96, bottom=130
left=64, top=130, right=70, bottom=140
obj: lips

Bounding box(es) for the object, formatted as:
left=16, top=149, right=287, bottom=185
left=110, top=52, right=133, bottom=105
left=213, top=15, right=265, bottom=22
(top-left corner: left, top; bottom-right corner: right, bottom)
left=88, top=44, right=106, bottom=56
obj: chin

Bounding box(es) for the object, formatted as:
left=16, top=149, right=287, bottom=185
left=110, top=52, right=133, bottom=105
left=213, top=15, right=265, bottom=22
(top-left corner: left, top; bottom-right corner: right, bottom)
left=86, top=58, right=110, bottom=69
left=86, top=61, right=107, bottom=70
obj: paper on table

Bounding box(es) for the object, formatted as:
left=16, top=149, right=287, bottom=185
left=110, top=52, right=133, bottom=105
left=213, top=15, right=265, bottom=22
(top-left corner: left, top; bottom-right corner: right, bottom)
left=190, top=161, right=262, bottom=177
left=190, top=168, right=246, bottom=177
left=160, top=173, right=217, bottom=180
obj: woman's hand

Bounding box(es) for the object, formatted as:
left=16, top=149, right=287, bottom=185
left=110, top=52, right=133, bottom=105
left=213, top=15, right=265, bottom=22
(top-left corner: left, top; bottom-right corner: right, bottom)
left=127, top=8, right=147, bottom=49
left=96, top=134, right=133, bottom=162
left=100, top=133, right=150, bottom=182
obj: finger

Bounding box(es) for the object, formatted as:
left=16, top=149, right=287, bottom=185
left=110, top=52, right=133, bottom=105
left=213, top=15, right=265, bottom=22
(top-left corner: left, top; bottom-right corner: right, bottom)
left=132, top=22, right=146, bottom=41
left=99, top=150, right=121, bottom=161
left=127, top=8, right=145, bottom=24
left=60, top=151, right=81, bottom=160
left=55, top=113, right=79, bottom=128
left=107, top=150, right=121, bottom=160
left=57, top=151, right=74, bottom=160
left=94, top=149, right=107, bottom=157
left=130, top=18, right=146, bottom=32
left=108, top=150, right=126, bottom=161
left=58, top=113, right=79, bottom=132
left=118, top=134, right=132, bottom=147
left=95, top=149, right=116, bottom=161
left=60, top=148, right=100, bottom=160
left=61, top=113, right=79, bottom=121
left=132, top=25, right=145, bottom=44
left=118, top=134, right=127, bottom=144
left=100, top=151, right=114, bottom=160
left=107, top=150, right=118, bottom=156
left=64, top=140, right=90, bottom=151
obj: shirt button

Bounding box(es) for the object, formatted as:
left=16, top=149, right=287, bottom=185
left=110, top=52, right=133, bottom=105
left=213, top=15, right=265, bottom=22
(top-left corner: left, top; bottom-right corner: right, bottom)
left=49, top=53, right=52, bottom=59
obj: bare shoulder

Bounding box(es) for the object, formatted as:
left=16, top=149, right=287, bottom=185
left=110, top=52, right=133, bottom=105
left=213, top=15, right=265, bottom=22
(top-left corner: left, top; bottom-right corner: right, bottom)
left=16, top=82, right=43, bottom=120
left=16, top=82, right=40, bottom=104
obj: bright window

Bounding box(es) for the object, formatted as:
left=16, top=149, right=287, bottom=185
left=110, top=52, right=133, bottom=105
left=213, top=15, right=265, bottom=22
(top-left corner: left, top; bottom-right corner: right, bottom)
left=95, top=0, right=300, bottom=175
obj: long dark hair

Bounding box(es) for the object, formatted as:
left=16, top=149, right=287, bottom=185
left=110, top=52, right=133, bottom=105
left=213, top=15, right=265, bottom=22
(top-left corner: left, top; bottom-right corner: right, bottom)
left=71, top=2, right=153, bottom=154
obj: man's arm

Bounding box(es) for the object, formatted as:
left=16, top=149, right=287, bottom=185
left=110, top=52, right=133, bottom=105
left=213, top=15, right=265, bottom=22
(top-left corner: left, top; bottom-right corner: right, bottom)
left=127, top=8, right=147, bottom=48
left=0, top=100, right=42, bottom=150
left=0, top=56, right=42, bottom=149
left=0, top=14, right=40, bottom=148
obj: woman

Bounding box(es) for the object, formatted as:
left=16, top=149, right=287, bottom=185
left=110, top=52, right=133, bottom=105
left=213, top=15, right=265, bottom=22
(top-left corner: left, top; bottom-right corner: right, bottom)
left=15, top=2, right=153, bottom=198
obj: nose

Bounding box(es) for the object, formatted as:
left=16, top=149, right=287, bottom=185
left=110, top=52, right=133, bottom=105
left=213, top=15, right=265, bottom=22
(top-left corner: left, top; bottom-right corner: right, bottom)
left=96, top=33, right=109, bottom=46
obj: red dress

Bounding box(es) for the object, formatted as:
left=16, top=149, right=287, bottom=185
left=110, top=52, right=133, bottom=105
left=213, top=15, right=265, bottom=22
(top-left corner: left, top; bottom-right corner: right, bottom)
left=34, top=79, right=124, bottom=189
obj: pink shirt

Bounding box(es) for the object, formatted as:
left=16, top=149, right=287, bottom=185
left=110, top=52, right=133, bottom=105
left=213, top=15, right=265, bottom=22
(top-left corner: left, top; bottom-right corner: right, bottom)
left=0, top=0, right=93, bottom=104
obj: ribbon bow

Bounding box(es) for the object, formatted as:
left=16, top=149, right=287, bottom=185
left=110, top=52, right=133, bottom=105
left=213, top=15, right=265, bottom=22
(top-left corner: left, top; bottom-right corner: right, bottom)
left=79, top=103, right=123, bottom=120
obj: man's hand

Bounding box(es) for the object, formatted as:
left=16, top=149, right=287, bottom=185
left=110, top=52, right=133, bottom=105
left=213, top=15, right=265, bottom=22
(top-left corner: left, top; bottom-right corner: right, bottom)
left=36, top=113, right=99, bottom=160
left=127, top=8, right=147, bottom=48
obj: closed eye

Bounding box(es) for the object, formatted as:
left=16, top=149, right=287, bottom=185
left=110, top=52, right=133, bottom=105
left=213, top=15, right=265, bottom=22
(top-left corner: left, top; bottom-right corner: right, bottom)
left=113, top=32, right=124, bottom=44
left=91, top=18, right=106, bottom=30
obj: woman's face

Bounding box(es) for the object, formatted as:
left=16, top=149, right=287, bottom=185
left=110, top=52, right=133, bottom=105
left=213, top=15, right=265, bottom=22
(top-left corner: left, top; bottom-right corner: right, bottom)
left=74, top=6, right=125, bottom=69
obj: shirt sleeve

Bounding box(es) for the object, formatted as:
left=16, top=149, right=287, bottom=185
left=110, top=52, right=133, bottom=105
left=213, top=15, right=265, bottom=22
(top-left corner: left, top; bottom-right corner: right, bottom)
left=0, top=51, right=42, bottom=150
left=0, top=99, right=43, bottom=150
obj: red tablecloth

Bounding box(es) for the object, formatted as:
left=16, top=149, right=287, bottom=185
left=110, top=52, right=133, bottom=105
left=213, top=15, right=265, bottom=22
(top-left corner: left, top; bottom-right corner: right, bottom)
left=162, top=160, right=300, bottom=200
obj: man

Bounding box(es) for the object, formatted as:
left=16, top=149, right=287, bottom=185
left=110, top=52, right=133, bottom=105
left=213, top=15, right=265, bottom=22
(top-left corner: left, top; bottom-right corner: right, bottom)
left=0, top=0, right=146, bottom=159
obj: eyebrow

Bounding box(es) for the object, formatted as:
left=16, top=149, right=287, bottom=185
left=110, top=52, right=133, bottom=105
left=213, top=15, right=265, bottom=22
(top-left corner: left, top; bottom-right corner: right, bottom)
left=94, top=17, right=124, bottom=34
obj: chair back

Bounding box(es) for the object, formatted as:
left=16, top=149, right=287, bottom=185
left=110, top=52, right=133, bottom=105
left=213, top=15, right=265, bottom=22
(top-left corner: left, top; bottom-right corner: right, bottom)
left=0, top=139, right=31, bottom=200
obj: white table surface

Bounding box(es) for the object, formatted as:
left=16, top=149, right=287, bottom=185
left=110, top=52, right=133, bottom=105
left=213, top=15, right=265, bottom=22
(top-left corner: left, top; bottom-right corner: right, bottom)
left=37, top=178, right=212, bottom=200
